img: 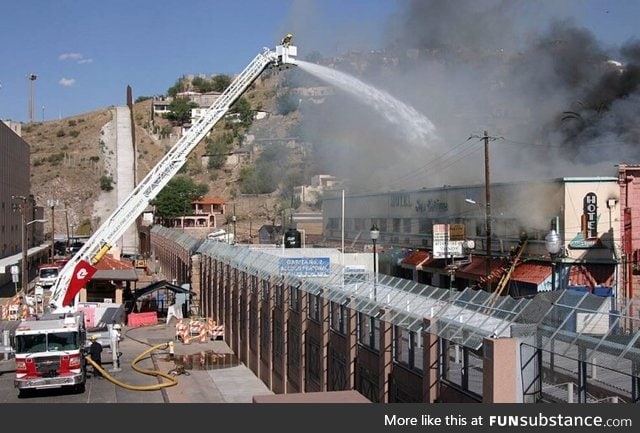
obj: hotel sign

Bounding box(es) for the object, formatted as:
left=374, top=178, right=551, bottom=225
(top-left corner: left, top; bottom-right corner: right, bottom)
left=569, top=192, right=602, bottom=249
left=583, top=192, right=597, bottom=239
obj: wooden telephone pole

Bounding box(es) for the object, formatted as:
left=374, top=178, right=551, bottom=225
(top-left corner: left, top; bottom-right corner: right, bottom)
left=483, top=130, right=492, bottom=293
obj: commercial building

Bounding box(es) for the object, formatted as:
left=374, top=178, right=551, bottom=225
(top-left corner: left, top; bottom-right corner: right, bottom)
left=321, top=176, right=626, bottom=302
left=0, top=121, right=48, bottom=294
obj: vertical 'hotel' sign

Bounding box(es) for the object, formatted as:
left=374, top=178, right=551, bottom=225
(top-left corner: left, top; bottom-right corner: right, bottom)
left=583, top=192, right=597, bottom=239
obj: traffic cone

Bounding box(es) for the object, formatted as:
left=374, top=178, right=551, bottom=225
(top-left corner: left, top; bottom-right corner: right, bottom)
left=198, top=324, right=207, bottom=343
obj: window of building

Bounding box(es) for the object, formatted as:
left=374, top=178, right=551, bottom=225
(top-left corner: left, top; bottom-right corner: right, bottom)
left=419, top=218, right=432, bottom=233
left=275, top=283, right=284, bottom=308
left=250, top=275, right=258, bottom=294
left=273, top=317, right=284, bottom=358
left=330, top=301, right=346, bottom=334
left=378, top=219, right=388, bottom=232
left=289, top=285, right=300, bottom=311
left=357, top=312, right=380, bottom=351
left=260, top=308, right=270, bottom=353
left=393, top=326, right=423, bottom=372
left=403, top=218, right=412, bottom=233
left=393, top=218, right=401, bottom=233
left=308, top=293, right=321, bottom=322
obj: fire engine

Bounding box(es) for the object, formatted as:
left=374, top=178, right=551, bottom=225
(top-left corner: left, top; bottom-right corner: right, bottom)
left=10, top=36, right=297, bottom=395
left=13, top=312, right=87, bottom=396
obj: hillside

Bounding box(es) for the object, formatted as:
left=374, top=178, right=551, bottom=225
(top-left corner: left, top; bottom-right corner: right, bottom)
left=23, top=71, right=306, bottom=244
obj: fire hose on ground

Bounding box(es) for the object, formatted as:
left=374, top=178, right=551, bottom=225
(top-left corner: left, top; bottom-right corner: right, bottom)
left=85, top=341, right=178, bottom=391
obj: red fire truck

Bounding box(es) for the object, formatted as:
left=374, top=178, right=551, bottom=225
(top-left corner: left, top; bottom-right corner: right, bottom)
left=13, top=312, right=87, bottom=396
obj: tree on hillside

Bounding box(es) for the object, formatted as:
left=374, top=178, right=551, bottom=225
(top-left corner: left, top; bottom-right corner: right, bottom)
left=211, top=74, right=232, bottom=92
left=167, top=76, right=189, bottom=97
left=230, top=97, right=253, bottom=126
left=165, top=98, right=199, bottom=125
left=238, top=165, right=277, bottom=194
left=205, top=133, right=234, bottom=169
left=151, top=176, right=209, bottom=225
left=191, top=76, right=215, bottom=93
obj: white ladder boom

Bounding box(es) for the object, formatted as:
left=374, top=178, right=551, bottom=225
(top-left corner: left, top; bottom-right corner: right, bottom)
left=50, top=42, right=297, bottom=311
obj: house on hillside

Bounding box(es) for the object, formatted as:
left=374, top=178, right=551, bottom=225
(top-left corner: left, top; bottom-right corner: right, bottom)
left=152, top=96, right=173, bottom=116
left=294, top=174, right=341, bottom=206
left=171, top=197, right=226, bottom=234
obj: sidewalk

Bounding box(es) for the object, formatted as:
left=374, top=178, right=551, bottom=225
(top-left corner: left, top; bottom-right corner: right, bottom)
left=101, top=319, right=273, bottom=403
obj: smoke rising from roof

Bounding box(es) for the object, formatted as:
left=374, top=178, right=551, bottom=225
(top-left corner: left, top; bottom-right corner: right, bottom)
left=284, top=0, right=640, bottom=193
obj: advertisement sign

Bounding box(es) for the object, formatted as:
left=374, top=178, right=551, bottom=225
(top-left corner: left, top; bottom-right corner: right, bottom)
left=433, top=224, right=464, bottom=258
left=279, top=257, right=330, bottom=277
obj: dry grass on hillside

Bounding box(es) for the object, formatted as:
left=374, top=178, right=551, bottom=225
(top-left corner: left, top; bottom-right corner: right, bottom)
left=23, top=73, right=299, bottom=242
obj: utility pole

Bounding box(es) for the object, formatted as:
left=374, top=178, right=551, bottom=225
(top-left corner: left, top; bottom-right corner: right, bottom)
left=64, top=203, right=70, bottom=252
left=27, top=73, right=37, bottom=123
left=48, top=199, right=59, bottom=260
left=483, top=130, right=492, bottom=293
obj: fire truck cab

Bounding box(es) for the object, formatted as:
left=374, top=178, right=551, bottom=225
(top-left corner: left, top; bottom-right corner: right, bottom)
left=13, top=312, right=87, bottom=396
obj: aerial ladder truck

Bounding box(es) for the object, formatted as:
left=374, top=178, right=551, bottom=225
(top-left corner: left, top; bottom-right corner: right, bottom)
left=11, top=37, right=297, bottom=395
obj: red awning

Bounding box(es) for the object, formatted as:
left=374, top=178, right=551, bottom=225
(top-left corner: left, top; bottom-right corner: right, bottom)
left=510, top=261, right=551, bottom=285
left=94, top=255, right=135, bottom=270
left=400, top=250, right=434, bottom=270
left=455, top=256, right=507, bottom=280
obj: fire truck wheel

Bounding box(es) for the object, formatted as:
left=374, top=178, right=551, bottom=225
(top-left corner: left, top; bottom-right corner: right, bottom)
left=73, top=382, right=86, bottom=394
left=18, top=389, right=33, bottom=399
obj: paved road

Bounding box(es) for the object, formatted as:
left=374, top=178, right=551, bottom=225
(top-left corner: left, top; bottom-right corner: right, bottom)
left=0, top=320, right=271, bottom=403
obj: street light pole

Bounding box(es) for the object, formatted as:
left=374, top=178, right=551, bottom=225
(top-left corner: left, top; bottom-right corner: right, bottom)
left=370, top=223, right=380, bottom=301
left=544, top=221, right=562, bottom=373
left=545, top=222, right=562, bottom=291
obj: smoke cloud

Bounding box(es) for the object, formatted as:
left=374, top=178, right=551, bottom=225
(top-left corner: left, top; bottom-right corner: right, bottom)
left=279, top=0, right=640, bottom=194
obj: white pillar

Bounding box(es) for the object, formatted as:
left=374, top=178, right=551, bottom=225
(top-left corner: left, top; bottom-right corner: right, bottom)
left=108, top=324, right=121, bottom=372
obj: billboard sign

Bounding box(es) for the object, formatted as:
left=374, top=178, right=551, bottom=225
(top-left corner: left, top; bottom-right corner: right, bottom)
left=433, top=224, right=465, bottom=258
left=279, top=257, right=331, bottom=277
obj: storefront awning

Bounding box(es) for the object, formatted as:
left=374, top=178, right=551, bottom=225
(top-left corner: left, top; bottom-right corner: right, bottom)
left=400, top=250, right=434, bottom=270
left=510, top=261, right=551, bottom=285
left=455, top=255, right=507, bottom=280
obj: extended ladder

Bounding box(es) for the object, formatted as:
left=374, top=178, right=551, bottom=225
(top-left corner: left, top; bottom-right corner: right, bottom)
left=50, top=42, right=297, bottom=311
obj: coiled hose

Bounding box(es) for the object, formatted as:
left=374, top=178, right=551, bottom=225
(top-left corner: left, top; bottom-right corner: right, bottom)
left=85, top=335, right=178, bottom=391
